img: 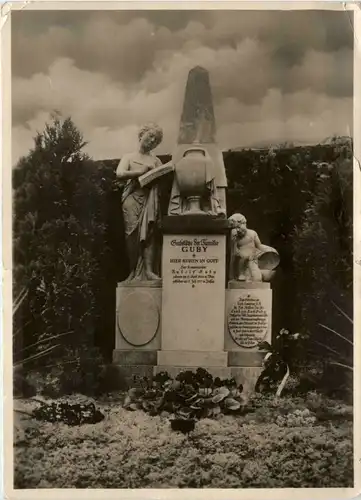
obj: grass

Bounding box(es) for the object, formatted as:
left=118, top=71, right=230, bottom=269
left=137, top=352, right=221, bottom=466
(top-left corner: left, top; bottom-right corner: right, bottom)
left=14, top=392, right=353, bottom=489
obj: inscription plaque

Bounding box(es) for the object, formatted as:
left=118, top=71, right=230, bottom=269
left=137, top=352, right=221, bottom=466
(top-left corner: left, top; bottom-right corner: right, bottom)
left=228, top=294, right=268, bottom=348
left=168, top=237, right=220, bottom=287
left=161, top=233, right=226, bottom=352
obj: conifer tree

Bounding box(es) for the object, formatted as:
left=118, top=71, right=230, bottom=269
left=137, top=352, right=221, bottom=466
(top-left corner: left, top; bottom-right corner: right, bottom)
left=13, top=113, right=115, bottom=364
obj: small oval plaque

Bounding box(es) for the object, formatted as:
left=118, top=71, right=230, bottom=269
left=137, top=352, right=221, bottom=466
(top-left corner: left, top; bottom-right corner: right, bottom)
left=118, top=291, right=159, bottom=347
left=228, top=294, right=268, bottom=348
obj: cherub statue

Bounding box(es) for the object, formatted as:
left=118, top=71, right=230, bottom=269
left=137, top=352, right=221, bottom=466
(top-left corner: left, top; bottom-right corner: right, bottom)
left=228, top=213, right=280, bottom=283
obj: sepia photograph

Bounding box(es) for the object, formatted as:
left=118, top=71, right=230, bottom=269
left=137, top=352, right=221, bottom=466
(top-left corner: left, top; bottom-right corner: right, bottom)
left=3, top=2, right=359, bottom=495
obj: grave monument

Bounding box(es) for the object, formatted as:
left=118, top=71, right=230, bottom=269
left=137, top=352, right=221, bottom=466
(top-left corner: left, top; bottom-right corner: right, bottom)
left=113, top=66, right=280, bottom=392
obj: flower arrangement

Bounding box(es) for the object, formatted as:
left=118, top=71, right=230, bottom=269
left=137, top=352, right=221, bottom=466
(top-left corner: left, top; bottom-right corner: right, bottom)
left=16, top=399, right=105, bottom=426
left=256, top=328, right=308, bottom=397
left=124, top=368, right=246, bottom=425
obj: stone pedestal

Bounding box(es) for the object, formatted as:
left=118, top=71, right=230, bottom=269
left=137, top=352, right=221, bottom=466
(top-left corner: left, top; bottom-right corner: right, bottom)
left=159, top=216, right=231, bottom=369
left=113, top=282, right=162, bottom=384
left=225, top=280, right=272, bottom=393
left=112, top=258, right=273, bottom=393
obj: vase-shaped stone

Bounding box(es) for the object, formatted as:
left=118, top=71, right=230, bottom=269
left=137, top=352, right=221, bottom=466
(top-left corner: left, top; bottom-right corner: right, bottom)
left=175, top=147, right=214, bottom=215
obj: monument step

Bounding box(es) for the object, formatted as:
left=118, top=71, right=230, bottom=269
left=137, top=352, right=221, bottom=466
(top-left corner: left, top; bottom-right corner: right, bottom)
left=112, top=350, right=266, bottom=368
left=157, top=350, right=228, bottom=367
left=227, top=350, right=265, bottom=367
left=111, top=364, right=263, bottom=394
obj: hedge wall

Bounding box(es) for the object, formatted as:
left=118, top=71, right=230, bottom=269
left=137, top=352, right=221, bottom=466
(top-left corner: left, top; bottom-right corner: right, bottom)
left=13, top=132, right=353, bottom=365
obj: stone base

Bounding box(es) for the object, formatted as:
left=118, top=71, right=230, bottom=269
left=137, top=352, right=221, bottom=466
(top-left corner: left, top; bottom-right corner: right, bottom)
left=111, top=361, right=262, bottom=394
left=228, top=350, right=265, bottom=367
left=112, top=349, right=157, bottom=365
left=157, top=350, right=228, bottom=367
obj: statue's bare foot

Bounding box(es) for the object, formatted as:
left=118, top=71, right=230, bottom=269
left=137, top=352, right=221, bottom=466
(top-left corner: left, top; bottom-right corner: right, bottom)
left=145, top=270, right=161, bottom=281
left=237, top=275, right=246, bottom=281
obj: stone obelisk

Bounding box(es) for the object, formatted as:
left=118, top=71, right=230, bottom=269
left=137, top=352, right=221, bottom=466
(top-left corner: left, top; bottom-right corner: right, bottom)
left=157, top=66, right=232, bottom=377
left=169, top=66, right=227, bottom=215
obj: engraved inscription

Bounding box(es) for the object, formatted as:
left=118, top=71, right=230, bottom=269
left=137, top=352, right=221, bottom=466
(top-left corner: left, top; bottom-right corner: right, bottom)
left=168, top=238, right=219, bottom=286
left=228, top=294, right=268, bottom=348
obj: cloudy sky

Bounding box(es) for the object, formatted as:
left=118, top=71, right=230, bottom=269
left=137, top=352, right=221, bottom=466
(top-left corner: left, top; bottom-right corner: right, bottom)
left=12, top=9, right=353, bottom=163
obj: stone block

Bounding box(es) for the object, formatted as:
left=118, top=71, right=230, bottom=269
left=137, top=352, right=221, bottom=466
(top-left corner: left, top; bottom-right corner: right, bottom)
left=161, top=233, right=226, bottom=352
left=225, top=287, right=272, bottom=352
left=157, top=350, right=228, bottom=367
left=228, top=350, right=265, bottom=367
left=115, top=284, right=161, bottom=350
left=112, top=349, right=157, bottom=366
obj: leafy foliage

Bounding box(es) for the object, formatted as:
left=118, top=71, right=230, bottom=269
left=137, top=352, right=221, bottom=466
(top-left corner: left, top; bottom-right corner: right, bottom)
left=13, top=114, right=116, bottom=365
left=317, top=301, right=353, bottom=371
left=23, top=355, right=127, bottom=398
left=291, top=147, right=353, bottom=377
left=25, top=400, right=105, bottom=425
left=13, top=368, right=37, bottom=399
left=124, top=369, right=245, bottom=422
left=275, top=409, right=316, bottom=427
left=256, top=328, right=308, bottom=396
left=292, top=154, right=352, bottom=321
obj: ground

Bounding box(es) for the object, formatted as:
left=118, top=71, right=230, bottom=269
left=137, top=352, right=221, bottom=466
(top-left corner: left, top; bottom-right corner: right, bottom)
left=14, top=392, right=353, bottom=489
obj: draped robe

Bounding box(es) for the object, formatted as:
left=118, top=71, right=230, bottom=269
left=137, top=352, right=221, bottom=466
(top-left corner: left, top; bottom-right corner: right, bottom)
left=118, top=153, right=162, bottom=281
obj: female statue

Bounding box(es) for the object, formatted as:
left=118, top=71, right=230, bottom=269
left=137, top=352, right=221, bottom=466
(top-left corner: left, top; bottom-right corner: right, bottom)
left=116, top=123, right=164, bottom=282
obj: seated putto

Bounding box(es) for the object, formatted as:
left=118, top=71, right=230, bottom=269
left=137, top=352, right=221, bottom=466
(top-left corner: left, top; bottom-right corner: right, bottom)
left=228, top=213, right=280, bottom=283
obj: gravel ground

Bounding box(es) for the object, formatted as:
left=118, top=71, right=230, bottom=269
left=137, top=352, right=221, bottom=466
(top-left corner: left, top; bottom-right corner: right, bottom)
left=13, top=393, right=353, bottom=489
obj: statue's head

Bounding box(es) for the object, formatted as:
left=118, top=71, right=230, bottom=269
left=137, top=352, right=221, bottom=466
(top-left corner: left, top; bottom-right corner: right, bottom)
left=138, top=123, right=163, bottom=153
left=229, top=213, right=247, bottom=236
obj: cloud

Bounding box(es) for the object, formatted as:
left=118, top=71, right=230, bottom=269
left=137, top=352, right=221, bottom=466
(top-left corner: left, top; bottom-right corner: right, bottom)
left=11, top=10, right=353, bottom=163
